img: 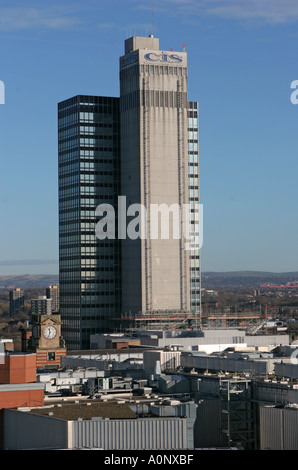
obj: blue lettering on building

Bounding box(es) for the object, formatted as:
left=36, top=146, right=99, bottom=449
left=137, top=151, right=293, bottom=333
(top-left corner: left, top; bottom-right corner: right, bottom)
left=144, top=53, right=183, bottom=63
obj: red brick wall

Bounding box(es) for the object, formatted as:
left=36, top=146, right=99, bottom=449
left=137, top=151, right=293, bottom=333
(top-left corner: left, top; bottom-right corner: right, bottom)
left=36, top=349, right=66, bottom=368
left=0, top=355, right=36, bottom=384
left=0, top=363, right=9, bottom=385
left=0, top=389, right=44, bottom=410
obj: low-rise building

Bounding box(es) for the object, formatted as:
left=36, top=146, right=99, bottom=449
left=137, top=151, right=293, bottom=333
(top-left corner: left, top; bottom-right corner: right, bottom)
left=0, top=400, right=192, bottom=450
left=0, top=349, right=44, bottom=410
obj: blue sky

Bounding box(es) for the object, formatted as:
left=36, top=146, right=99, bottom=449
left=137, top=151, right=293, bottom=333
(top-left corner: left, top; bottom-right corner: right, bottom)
left=0, top=0, right=297, bottom=275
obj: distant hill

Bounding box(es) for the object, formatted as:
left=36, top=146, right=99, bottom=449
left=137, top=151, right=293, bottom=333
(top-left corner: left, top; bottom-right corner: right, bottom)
left=1, top=272, right=298, bottom=290
left=202, top=271, right=298, bottom=288
left=0, top=275, right=59, bottom=290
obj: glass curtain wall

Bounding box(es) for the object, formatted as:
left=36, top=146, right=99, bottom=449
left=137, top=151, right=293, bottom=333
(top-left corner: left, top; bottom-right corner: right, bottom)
left=58, top=95, right=121, bottom=349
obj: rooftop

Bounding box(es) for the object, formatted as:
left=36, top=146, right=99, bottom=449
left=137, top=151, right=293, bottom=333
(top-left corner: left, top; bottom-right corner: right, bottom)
left=25, top=399, right=138, bottom=421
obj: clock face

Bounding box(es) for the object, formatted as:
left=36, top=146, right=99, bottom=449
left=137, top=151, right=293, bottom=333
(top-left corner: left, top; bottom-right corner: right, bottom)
left=43, top=325, right=57, bottom=339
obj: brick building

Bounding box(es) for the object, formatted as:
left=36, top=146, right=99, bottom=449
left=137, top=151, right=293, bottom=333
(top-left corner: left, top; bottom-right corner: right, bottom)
left=0, top=351, right=44, bottom=410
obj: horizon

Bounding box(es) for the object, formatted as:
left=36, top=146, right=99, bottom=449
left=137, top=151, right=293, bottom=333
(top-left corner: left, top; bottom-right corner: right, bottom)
left=1, top=269, right=298, bottom=278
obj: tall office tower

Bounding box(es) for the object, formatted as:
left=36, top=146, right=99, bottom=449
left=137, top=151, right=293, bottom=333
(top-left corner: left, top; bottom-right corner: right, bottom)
left=58, top=36, right=201, bottom=348
left=58, top=95, right=121, bottom=349
left=119, top=36, right=200, bottom=317
left=187, top=101, right=201, bottom=315
left=9, top=288, right=24, bottom=315
left=46, top=285, right=60, bottom=313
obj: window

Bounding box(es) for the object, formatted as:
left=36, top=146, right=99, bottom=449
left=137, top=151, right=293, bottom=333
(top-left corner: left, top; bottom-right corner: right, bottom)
left=48, top=352, right=56, bottom=361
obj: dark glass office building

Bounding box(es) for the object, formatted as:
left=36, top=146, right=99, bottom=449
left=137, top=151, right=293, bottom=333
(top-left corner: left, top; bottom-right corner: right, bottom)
left=187, top=101, right=201, bottom=314
left=58, top=95, right=121, bottom=349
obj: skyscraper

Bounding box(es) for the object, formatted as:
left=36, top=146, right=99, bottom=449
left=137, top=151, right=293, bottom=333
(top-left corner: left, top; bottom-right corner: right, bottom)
left=186, top=101, right=200, bottom=316
left=58, top=36, right=200, bottom=349
left=46, top=285, right=60, bottom=313
left=58, top=96, right=121, bottom=349
left=119, top=36, right=200, bottom=317
left=9, top=288, right=24, bottom=315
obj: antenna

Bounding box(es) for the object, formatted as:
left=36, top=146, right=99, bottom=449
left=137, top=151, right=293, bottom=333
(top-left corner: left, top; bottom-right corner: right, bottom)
left=152, top=0, right=154, bottom=37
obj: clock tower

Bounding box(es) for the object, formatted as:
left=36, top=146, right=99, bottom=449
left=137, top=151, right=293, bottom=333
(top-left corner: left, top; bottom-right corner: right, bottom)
left=29, top=313, right=66, bottom=368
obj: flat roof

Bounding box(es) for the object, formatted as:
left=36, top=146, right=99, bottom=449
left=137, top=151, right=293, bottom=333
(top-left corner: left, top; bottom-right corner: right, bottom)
left=25, top=400, right=138, bottom=421
left=3, top=351, right=36, bottom=357
left=65, top=347, right=155, bottom=356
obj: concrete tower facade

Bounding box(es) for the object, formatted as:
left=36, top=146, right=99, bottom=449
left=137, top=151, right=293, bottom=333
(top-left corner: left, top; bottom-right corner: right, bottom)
left=120, top=36, right=195, bottom=316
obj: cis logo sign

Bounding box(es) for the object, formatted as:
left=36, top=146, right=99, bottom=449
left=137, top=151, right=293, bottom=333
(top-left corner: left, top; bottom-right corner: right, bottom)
left=144, top=52, right=183, bottom=63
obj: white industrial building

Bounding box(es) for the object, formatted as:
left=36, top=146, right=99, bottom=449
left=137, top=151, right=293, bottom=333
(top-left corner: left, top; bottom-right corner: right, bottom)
left=90, top=329, right=289, bottom=354
left=1, top=401, right=195, bottom=450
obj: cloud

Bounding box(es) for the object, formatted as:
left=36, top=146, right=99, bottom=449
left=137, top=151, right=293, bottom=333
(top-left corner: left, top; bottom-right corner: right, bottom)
left=97, top=23, right=118, bottom=30
left=0, top=7, right=81, bottom=31
left=202, top=0, right=298, bottom=24
left=137, top=0, right=298, bottom=24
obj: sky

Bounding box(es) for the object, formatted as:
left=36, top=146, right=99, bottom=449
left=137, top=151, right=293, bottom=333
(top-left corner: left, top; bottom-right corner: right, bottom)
left=0, top=0, right=297, bottom=275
